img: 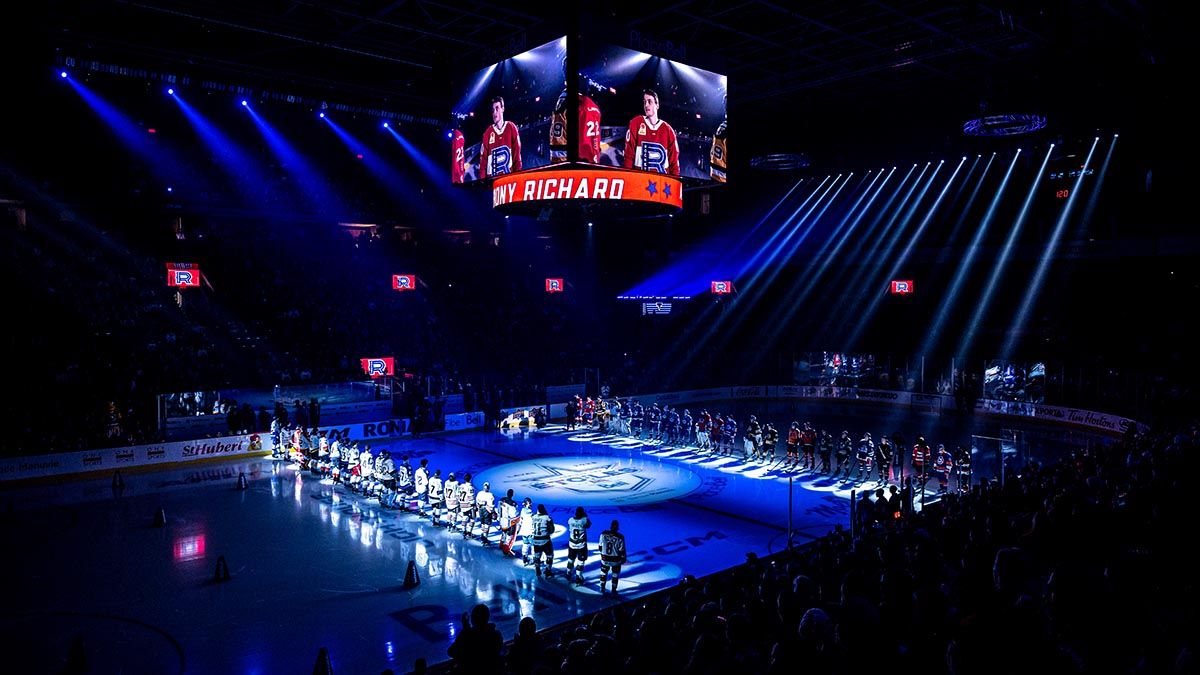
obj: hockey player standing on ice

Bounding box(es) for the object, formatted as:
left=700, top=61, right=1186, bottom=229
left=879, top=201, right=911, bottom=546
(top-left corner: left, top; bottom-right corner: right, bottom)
left=518, top=497, right=535, bottom=565
left=623, top=89, right=680, bottom=176
left=531, top=504, right=555, bottom=578
left=935, top=444, right=954, bottom=493
left=837, top=431, right=854, bottom=478
left=875, top=437, right=893, bottom=484
left=800, top=422, right=817, bottom=470
left=647, top=403, right=662, bottom=442
left=475, top=482, right=496, bottom=545
left=818, top=429, right=834, bottom=474
left=497, top=489, right=520, bottom=556
left=413, top=458, right=429, bottom=516
left=565, top=396, right=578, bottom=431
left=744, top=415, right=762, bottom=459
left=457, top=473, right=476, bottom=539
left=395, top=455, right=412, bottom=511
left=724, top=416, right=738, bottom=457
left=443, top=473, right=459, bottom=530
left=681, top=409, right=694, bottom=448
left=762, top=422, right=779, bottom=461
left=566, top=507, right=591, bottom=586
left=598, top=520, right=628, bottom=596
left=480, top=96, right=522, bottom=178
left=856, top=432, right=875, bottom=482
left=427, top=469, right=444, bottom=525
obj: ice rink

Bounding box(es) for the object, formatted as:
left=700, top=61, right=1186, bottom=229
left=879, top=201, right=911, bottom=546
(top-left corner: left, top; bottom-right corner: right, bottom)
left=0, top=421, right=975, bottom=673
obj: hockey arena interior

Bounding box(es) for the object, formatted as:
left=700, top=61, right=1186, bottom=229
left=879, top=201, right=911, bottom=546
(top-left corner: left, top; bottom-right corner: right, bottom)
left=1, top=3, right=1195, bottom=674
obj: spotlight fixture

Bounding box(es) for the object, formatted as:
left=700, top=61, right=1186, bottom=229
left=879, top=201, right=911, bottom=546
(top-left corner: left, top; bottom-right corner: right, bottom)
left=962, top=113, right=1047, bottom=137
left=383, top=122, right=389, bottom=128
left=60, top=71, right=67, bottom=78
left=241, top=100, right=248, bottom=106
left=319, top=112, right=326, bottom=119
left=167, top=88, right=174, bottom=95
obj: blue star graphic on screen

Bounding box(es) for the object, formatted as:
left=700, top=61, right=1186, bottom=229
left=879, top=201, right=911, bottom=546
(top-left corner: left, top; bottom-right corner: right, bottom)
left=646, top=180, right=658, bottom=197
left=663, top=183, right=672, bottom=198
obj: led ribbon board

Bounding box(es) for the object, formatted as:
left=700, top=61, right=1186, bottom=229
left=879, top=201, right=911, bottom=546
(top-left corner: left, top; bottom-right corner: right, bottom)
left=492, top=167, right=682, bottom=213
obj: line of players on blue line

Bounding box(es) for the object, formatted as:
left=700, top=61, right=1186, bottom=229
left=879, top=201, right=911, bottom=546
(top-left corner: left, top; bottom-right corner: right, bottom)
left=565, top=395, right=971, bottom=493
left=269, top=424, right=629, bottom=594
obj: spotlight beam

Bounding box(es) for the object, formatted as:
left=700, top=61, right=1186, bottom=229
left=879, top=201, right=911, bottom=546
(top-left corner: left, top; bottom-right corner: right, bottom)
left=621, top=177, right=810, bottom=299
left=957, top=145, right=1055, bottom=359
left=652, top=176, right=844, bottom=383
left=750, top=169, right=891, bottom=363
left=1002, top=138, right=1100, bottom=358
left=823, top=163, right=931, bottom=331
left=843, top=157, right=966, bottom=349
left=921, top=152, right=1019, bottom=358
left=172, top=94, right=268, bottom=206
left=243, top=105, right=346, bottom=216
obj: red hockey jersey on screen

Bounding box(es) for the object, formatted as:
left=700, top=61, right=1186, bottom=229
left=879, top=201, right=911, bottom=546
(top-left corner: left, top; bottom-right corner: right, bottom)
left=623, top=116, right=679, bottom=176
left=551, top=93, right=602, bottom=163
left=480, top=121, right=522, bottom=178
left=450, top=129, right=465, bottom=184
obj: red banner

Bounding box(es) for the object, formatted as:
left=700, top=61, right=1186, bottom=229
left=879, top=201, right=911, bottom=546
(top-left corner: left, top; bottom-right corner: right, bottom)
left=545, top=278, right=564, bottom=293
left=711, top=280, right=733, bottom=294
left=890, top=280, right=914, bottom=295
left=392, top=274, right=416, bottom=291
left=360, top=357, right=395, bottom=378
left=492, top=167, right=683, bottom=210
left=166, top=263, right=201, bottom=288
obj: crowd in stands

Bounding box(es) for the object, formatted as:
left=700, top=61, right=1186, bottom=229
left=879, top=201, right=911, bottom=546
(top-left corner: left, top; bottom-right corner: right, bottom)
left=436, top=424, right=1197, bottom=674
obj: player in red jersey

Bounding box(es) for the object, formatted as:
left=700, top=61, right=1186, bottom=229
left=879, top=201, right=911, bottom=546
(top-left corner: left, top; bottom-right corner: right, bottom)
left=623, top=89, right=679, bottom=176
left=480, top=96, right=522, bottom=178
left=551, top=90, right=602, bottom=163
left=450, top=129, right=465, bottom=184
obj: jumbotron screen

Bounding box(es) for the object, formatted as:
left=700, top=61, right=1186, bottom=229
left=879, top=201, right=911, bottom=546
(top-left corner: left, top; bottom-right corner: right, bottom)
left=450, top=38, right=728, bottom=186
left=450, top=37, right=566, bottom=184
left=580, top=43, right=728, bottom=183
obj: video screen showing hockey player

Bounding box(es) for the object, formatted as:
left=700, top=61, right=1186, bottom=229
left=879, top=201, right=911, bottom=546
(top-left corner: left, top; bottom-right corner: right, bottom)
left=450, top=36, right=565, bottom=183
left=579, top=43, right=727, bottom=182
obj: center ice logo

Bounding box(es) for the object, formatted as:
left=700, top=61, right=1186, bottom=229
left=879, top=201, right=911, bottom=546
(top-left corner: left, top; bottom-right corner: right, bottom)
left=475, top=458, right=702, bottom=506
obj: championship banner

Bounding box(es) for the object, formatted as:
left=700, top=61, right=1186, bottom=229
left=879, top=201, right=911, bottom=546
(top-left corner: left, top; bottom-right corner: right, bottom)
left=166, top=263, right=202, bottom=288
left=360, top=357, right=394, bottom=378
left=392, top=274, right=416, bottom=291
left=492, top=167, right=683, bottom=210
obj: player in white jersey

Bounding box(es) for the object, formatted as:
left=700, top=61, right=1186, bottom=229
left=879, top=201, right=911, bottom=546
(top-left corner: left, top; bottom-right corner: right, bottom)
left=517, top=497, right=534, bottom=566
left=457, top=474, right=476, bottom=538
left=598, top=520, right=628, bottom=595
left=497, top=489, right=519, bottom=555
left=443, top=473, right=459, bottom=530
left=566, top=507, right=591, bottom=586
left=475, top=482, right=496, bottom=545
left=395, top=456, right=413, bottom=511
left=530, top=504, right=555, bottom=578
left=426, top=469, right=444, bottom=526
left=413, top=459, right=429, bottom=516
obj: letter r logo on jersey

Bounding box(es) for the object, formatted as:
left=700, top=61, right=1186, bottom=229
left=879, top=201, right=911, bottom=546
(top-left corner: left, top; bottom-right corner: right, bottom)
left=639, top=142, right=668, bottom=173
left=490, top=146, right=512, bottom=175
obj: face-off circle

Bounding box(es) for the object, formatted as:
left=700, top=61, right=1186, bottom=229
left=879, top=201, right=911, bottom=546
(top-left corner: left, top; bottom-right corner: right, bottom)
left=474, top=456, right=701, bottom=506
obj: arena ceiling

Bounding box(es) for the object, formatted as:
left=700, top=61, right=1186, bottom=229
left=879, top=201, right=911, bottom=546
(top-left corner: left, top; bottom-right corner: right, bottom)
left=28, top=0, right=1171, bottom=162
